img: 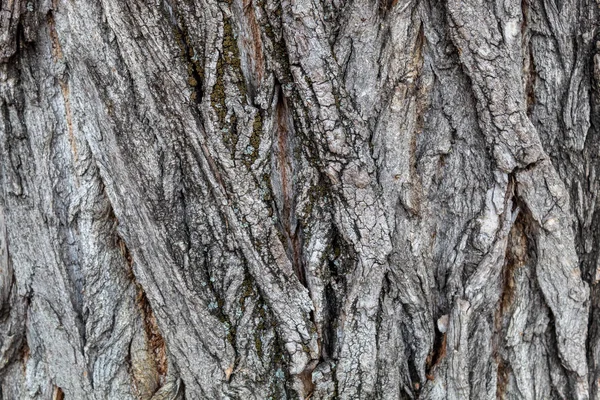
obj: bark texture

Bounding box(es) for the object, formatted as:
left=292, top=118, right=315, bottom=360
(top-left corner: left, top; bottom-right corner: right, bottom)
left=1, top=0, right=600, bottom=398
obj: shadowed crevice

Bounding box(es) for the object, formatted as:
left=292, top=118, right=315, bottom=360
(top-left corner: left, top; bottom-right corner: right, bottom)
left=271, top=86, right=307, bottom=288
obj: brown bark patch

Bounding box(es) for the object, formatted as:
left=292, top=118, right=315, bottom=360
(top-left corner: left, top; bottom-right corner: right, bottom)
left=47, top=12, right=63, bottom=61
left=20, top=339, right=29, bottom=373
left=136, top=287, right=168, bottom=378
left=499, top=210, right=529, bottom=318
left=494, top=207, right=532, bottom=397
left=52, top=386, right=64, bottom=400
left=298, top=364, right=316, bottom=398
left=425, top=328, right=447, bottom=379
left=524, top=47, right=536, bottom=116
left=115, top=221, right=168, bottom=383
left=496, top=357, right=511, bottom=399
left=273, top=89, right=305, bottom=286
left=59, top=81, right=77, bottom=166
left=241, top=0, right=264, bottom=87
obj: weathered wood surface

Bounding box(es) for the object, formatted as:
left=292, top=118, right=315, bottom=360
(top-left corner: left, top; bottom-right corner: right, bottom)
left=1, top=0, right=599, bottom=398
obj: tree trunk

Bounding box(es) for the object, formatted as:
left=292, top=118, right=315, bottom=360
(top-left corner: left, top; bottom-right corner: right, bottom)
left=0, top=0, right=599, bottom=398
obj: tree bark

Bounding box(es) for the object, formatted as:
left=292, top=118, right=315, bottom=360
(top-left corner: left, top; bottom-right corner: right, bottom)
left=0, top=0, right=599, bottom=398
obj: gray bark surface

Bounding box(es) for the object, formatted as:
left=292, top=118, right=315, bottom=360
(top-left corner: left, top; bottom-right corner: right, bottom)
left=0, top=0, right=599, bottom=398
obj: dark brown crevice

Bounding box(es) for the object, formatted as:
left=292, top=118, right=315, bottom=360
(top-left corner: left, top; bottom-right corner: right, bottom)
left=52, top=386, right=65, bottom=400
left=271, top=86, right=307, bottom=287
left=270, top=85, right=323, bottom=396
left=112, top=209, right=169, bottom=384
left=321, top=224, right=354, bottom=361
left=425, top=326, right=447, bottom=380
left=498, top=174, right=536, bottom=319
left=136, top=286, right=168, bottom=378
left=525, top=45, right=536, bottom=116
left=494, top=189, right=537, bottom=398
left=521, top=0, right=537, bottom=117
left=298, top=366, right=316, bottom=398
left=498, top=212, right=528, bottom=319
left=47, top=11, right=64, bottom=62
left=495, top=357, right=512, bottom=399
left=239, top=0, right=265, bottom=101
left=322, top=283, right=339, bottom=360
left=399, top=299, right=421, bottom=396
left=379, top=0, right=398, bottom=16
left=20, top=338, right=30, bottom=367
left=172, top=19, right=204, bottom=104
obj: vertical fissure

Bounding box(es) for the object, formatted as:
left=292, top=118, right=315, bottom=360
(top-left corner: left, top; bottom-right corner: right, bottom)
left=111, top=209, right=169, bottom=398
left=271, top=86, right=307, bottom=288
left=493, top=181, right=539, bottom=398
left=173, top=20, right=205, bottom=104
